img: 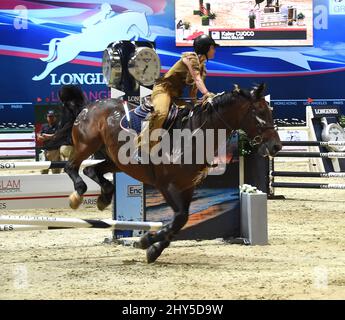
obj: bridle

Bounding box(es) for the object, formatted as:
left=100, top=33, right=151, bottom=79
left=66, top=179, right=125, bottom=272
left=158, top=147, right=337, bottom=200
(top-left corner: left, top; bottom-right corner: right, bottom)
left=207, top=97, right=275, bottom=147
left=241, top=103, right=276, bottom=147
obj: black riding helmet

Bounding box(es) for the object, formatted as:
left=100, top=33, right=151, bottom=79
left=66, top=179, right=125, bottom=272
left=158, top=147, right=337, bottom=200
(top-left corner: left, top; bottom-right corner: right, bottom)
left=193, top=34, right=219, bottom=56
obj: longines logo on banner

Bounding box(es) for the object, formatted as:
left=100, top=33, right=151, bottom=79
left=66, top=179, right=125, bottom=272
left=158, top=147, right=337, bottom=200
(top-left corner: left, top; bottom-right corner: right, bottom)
left=0, top=179, right=21, bottom=193
left=313, top=106, right=340, bottom=117
left=127, top=185, right=142, bottom=197
left=315, top=109, right=338, bottom=114
left=127, top=96, right=141, bottom=103
left=50, top=73, right=106, bottom=86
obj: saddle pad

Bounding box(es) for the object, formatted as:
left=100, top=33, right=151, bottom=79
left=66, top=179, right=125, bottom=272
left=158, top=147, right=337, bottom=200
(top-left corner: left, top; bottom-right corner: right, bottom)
left=120, top=102, right=186, bottom=134
left=120, top=105, right=150, bottom=134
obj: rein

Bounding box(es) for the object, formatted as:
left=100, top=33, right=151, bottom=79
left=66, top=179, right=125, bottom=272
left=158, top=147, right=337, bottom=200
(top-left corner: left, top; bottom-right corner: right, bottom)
left=204, top=96, right=275, bottom=147
left=181, top=93, right=275, bottom=149
left=237, top=103, right=275, bottom=147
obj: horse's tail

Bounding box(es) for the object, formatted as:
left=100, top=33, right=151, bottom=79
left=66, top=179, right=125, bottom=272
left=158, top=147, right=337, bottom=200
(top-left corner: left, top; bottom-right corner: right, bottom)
left=59, top=85, right=87, bottom=118
left=40, top=38, right=60, bottom=62
left=49, top=85, right=87, bottom=145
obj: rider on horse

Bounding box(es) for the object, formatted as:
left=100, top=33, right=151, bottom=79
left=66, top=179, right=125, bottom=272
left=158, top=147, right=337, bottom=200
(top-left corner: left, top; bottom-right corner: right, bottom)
left=137, top=34, right=219, bottom=151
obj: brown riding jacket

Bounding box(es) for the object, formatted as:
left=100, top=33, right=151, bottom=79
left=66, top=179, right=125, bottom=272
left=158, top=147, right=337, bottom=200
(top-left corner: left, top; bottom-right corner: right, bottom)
left=153, top=52, right=206, bottom=101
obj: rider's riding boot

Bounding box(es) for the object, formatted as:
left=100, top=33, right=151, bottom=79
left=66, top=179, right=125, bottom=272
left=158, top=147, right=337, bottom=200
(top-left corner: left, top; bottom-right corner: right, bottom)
left=133, top=120, right=150, bottom=163
left=133, top=112, right=166, bottom=163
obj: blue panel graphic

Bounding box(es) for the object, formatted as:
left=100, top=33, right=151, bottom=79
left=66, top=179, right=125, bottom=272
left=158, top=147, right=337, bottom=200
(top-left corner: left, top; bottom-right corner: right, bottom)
left=0, top=0, right=344, bottom=126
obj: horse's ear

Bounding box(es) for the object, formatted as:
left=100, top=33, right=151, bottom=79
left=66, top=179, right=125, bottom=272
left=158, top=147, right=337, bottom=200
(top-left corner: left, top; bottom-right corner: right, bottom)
left=233, top=84, right=246, bottom=96
left=233, top=84, right=241, bottom=93
left=252, top=83, right=266, bottom=99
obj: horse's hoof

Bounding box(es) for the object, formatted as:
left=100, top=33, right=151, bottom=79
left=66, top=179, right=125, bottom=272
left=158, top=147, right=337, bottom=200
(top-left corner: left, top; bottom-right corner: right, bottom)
left=97, top=198, right=107, bottom=211
left=69, top=191, right=83, bottom=210
left=146, top=244, right=161, bottom=264
left=96, top=195, right=111, bottom=211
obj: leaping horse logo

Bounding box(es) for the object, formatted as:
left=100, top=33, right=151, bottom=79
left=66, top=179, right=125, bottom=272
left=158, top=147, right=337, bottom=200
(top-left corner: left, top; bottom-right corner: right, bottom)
left=32, top=11, right=150, bottom=81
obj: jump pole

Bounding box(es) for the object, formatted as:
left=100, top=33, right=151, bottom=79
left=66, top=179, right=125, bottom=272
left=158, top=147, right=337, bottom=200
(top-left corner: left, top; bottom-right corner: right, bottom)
left=276, top=152, right=345, bottom=158
left=0, top=224, right=52, bottom=232
left=0, top=159, right=104, bottom=171
left=271, top=171, right=345, bottom=178
left=271, top=182, right=345, bottom=189
left=281, top=141, right=345, bottom=147
left=0, top=215, right=162, bottom=232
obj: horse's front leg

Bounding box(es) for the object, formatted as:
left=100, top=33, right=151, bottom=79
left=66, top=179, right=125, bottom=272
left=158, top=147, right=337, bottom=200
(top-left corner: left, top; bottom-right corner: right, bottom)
left=83, top=160, right=118, bottom=211
left=65, top=160, right=88, bottom=209
left=142, top=186, right=194, bottom=263
left=65, top=140, right=96, bottom=209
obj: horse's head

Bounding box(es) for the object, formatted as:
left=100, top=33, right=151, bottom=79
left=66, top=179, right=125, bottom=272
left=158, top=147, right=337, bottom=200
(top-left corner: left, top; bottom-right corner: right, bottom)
left=233, top=83, right=282, bottom=157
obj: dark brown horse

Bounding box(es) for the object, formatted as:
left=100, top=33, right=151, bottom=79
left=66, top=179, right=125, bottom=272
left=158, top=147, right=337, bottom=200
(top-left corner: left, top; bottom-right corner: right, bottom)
left=64, top=83, right=282, bottom=263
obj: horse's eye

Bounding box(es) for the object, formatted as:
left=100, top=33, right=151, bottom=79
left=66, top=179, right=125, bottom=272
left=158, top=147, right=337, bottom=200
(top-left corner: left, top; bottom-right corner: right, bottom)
left=258, top=108, right=267, bottom=116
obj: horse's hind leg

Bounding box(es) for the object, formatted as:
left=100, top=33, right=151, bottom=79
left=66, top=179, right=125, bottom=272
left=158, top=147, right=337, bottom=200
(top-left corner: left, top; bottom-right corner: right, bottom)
left=83, top=160, right=118, bottom=211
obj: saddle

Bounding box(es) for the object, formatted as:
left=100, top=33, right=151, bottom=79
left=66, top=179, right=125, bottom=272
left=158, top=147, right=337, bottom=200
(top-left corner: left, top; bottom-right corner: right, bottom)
left=120, top=97, right=187, bottom=134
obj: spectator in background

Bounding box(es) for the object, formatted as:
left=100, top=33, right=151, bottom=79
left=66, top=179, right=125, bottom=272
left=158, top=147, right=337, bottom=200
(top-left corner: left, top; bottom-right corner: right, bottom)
left=37, top=110, right=61, bottom=174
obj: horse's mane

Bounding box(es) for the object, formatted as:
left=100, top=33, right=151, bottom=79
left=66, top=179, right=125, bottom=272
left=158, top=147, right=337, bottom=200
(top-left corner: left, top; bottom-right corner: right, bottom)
left=211, top=88, right=252, bottom=110
left=172, top=88, right=254, bottom=130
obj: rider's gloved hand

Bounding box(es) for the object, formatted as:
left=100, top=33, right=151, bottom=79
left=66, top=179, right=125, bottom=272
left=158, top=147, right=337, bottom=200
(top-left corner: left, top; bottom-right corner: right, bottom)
left=201, top=92, right=215, bottom=107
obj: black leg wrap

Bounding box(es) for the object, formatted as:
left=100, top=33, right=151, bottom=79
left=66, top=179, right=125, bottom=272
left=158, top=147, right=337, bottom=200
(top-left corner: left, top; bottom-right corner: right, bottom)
left=153, top=226, right=173, bottom=242
left=75, top=178, right=87, bottom=196
left=82, top=166, right=93, bottom=177
left=102, top=181, right=114, bottom=195
left=134, top=232, right=156, bottom=249
left=97, top=192, right=113, bottom=211
left=64, top=162, right=75, bottom=175
left=135, top=226, right=174, bottom=250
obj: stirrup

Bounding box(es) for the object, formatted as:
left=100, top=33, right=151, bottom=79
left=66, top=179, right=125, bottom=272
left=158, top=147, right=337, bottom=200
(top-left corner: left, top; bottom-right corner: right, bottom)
left=132, top=148, right=142, bottom=163
left=132, top=147, right=150, bottom=164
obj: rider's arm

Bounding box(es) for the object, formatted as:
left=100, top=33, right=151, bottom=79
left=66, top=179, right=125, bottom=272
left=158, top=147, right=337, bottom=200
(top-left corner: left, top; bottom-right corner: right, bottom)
left=189, top=85, right=198, bottom=101
left=42, top=133, right=54, bottom=140
left=182, top=56, right=209, bottom=96
left=37, top=125, right=49, bottom=143
left=36, top=133, right=45, bottom=143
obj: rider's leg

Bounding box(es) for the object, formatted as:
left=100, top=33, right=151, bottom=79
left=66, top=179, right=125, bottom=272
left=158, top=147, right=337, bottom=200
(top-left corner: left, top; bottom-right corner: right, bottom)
left=136, top=86, right=171, bottom=151
left=147, top=92, right=171, bottom=147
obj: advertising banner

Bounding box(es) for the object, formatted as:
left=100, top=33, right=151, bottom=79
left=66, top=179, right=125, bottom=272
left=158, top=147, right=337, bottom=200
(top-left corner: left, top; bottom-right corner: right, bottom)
left=175, top=0, right=313, bottom=46
left=0, top=0, right=344, bottom=126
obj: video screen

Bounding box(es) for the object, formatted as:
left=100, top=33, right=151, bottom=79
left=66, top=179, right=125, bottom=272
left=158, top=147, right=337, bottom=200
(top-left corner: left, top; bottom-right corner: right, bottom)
left=175, top=0, right=313, bottom=46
